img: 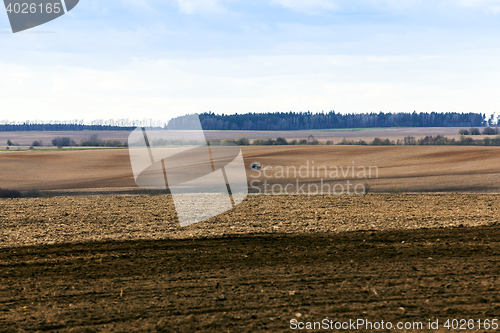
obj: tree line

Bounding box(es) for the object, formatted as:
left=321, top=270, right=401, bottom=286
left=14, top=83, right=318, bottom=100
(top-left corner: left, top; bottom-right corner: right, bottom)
left=0, top=112, right=493, bottom=132
left=5, top=134, right=126, bottom=149
left=166, top=111, right=488, bottom=131
left=338, top=135, right=500, bottom=146
left=0, top=123, right=135, bottom=132
left=211, top=134, right=500, bottom=147
left=0, top=119, right=165, bottom=132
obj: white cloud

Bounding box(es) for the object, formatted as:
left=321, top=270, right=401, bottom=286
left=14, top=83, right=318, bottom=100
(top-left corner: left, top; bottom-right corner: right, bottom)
left=109, top=0, right=500, bottom=16
left=3, top=0, right=500, bottom=124
left=174, top=0, right=224, bottom=14
left=270, top=0, right=337, bottom=14
left=2, top=50, right=500, bottom=123
left=458, top=0, right=500, bottom=6
left=171, top=0, right=338, bottom=15
left=269, top=0, right=500, bottom=15
left=456, top=0, right=500, bottom=13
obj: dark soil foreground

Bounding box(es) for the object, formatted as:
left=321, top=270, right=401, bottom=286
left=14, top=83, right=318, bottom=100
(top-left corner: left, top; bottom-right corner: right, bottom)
left=1, top=226, right=500, bottom=332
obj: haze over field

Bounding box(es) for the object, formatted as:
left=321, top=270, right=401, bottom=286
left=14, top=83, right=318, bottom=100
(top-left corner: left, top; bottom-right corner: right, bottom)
left=2, top=1, right=500, bottom=122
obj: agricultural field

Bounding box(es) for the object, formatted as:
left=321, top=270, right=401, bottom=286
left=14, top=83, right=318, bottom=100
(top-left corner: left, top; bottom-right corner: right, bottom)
left=0, top=127, right=488, bottom=149
left=1, top=145, right=500, bottom=194
left=1, top=139, right=500, bottom=332
left=1, top=195, right=500, bottom=332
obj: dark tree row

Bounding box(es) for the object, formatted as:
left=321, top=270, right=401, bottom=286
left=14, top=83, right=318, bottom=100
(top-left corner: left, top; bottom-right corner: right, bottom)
left=0, top=118, right=166, bottom=132
left=167, top=111, right=487, bottom=130
left=0, top=111, right=489, bottom=132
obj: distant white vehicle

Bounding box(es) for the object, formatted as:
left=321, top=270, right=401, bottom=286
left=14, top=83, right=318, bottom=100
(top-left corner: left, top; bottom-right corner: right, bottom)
left=250, top=162, right=262, bottom=170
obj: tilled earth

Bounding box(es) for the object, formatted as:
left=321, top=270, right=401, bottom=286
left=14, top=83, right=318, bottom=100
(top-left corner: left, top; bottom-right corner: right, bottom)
left=1, top=195, right=500, bottom=332
left=1, top=194, right=499, bottom=247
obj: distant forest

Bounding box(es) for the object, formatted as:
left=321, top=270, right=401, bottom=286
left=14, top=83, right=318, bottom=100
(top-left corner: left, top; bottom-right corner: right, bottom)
left=166, top=111, right=490, bottom=131
left=0, top=111, right=493, bottom=131
left=0, top=119, right=163, bottom=132
left=0, top=123, right=135, bottom=132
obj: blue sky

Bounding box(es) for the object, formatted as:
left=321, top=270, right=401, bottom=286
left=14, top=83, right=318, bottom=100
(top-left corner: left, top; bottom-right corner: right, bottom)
left=1, top=0, right=500, bottom=123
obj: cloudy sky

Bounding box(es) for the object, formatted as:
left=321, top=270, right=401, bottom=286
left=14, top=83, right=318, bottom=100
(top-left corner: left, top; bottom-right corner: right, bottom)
left=1, top=0, right=500, bottom=124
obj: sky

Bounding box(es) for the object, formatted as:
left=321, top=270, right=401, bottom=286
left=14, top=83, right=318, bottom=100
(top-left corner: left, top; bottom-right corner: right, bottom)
left=1, top=0, right=500, bottom=124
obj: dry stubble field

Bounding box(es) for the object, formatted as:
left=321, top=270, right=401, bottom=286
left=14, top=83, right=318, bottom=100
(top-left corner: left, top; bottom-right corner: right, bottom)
left=1, top=145, right=500, bottom=332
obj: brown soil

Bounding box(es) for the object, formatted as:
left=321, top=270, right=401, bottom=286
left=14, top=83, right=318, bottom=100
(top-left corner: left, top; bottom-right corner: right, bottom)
left=2, top=141, right=500, bottom=332
left=1, top=194, right=499, bottom=248
left=1, top=226, right=499, bottom=332
left=1, top=195, right=500, bottom=332
left=3, top=145, right=500, bottom=194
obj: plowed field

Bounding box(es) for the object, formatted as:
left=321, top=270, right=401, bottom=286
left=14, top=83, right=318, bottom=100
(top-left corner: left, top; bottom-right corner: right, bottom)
left=1, top=145, right=500, bottom=194
left=1, top=195, right=500, bottom=332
